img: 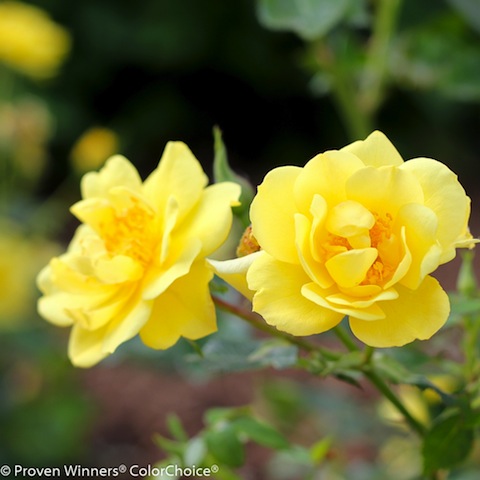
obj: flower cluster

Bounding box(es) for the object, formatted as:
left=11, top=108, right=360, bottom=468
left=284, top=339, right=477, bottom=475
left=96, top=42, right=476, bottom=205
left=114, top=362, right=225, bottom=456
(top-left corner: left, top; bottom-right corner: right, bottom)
left=37, top=132, right=477, bottom=366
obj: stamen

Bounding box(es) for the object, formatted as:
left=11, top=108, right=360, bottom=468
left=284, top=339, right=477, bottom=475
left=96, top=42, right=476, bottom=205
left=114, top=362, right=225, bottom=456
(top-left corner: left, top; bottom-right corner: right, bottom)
left=101, top=197, right=156, bottom=267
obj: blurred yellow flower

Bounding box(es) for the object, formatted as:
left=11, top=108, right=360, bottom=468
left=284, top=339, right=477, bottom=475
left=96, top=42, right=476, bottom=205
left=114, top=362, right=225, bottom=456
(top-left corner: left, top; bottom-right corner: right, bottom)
left=70, top=127, right=120, bottom=173
left=0, top=1, right=70, bottom=79
left=422, top=374, right=460, bottom=404
left=37, top=143, right=240, bottom=367
left=237, top=131, right=476, bottom=347
left=0, top=222, right=58, bottom=326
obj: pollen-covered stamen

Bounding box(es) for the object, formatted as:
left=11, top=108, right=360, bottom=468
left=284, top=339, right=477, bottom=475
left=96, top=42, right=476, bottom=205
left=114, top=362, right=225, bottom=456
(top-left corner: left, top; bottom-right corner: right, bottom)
left=101, top=196, right=157, bottom=267
left=362, top=212, right=394, bottom=286
left=321, top=207, right=396, bottom=287
left=369, top=212, right=393, bottom=247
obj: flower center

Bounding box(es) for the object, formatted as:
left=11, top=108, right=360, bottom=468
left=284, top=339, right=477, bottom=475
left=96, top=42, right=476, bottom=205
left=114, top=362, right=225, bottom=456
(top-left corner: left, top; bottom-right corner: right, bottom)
left=101, top=197, right=157, bottom=268
left=323, top=209, right=395, bottom=287
left=362, top=212, right=394, bottom=286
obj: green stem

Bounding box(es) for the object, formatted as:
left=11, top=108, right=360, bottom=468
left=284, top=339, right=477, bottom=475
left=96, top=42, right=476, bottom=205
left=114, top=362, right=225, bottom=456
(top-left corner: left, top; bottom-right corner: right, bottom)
left=212, top=295, right=340, bottom=361
left=312, top=41, right=371, bottom=141
left=331, top=69, right=372, bottom=141
left=359, top=0, right=403, bottom=116
left=364, top=367, right=426, bottom=437
left=312, top=0, right=402, bottom=141
left=333, top=324, right=359, bottom=352
left=333, top=325, right=426, bottom=437
left=216, top=298, right=428, bottom=438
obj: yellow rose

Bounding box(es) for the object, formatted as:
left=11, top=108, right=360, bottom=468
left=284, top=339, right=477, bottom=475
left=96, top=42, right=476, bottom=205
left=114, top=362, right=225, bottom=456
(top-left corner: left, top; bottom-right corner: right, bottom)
left=37, top=142, right=240, bottom=367
left=244, top=131, right=476, bottom=347
left=0, top=1, right=70, bottom=79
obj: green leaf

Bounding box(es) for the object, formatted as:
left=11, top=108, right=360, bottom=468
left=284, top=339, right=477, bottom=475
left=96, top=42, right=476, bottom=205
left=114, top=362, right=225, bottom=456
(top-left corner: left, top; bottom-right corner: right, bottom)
left=213, top=126, right=254, bottom=227
left=373, top=353, right=417, bottom=384
left=247, top=339, right=299, bottom=369
left=321, top=350, right=364, bottom=375
left=391, top=15, right=480, bottom=101
left=193, top=337, right=258, bottom=372
left=205, top=425, right=245, bottom=468
left=256, top=0, right=352, bottom=40
left=184, top=437, right=207, bottom=466
left=422, top=410, right=475, bottom=474
left=166, top=413, right=188, bottom=442
left=153, top=434, right=184, bottom=457
left=204, top=406, right=249, bottom=427
left=232, top=416, right=290, bottom=449
left=450, top=294, right=480, bottom=316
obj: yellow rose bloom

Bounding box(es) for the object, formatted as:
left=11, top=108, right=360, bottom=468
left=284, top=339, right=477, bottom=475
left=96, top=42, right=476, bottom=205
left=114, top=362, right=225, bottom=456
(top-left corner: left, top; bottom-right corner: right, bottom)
left=245, top=131, right=477, bottom=347
left=37, top=142, right=240, bottom=367
left=0, top=1, right=70, bottom=79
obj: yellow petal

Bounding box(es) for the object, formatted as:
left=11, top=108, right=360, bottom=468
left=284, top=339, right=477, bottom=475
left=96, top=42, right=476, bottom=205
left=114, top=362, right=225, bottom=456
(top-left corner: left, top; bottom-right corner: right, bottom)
left=140, top=261, right=216, bottom=349
left=176, top=182, right=241, bottom=257
left=142, top=239, right=201, bottom=300
left=349, top=275, right=449, bottom=347
left=309, top=193, right=328, bottom=262
left=159, top=195, right=180, bottom=264
left=70, top=198, right=113, bottom=233
left=325, top=248, right=378, bottom=288
left=250, top=166, right=302, bottom=263
left=208, top=251, right=262, bottom=300
left=347, top=166, right=424, bottom=216
left=395, top=203, right=442, bottom=289
left=400, top=157, right=472, bottom=262
left=247, top=253, right=343, bottom=335
left=326, top=288, right=398, bottom=309
left=93, top=255, right=143, bottom=284
left=144, top=141, right=208, bottom=222
left=37, top=259, right=117, bottom=326
left=383, top=226, right=412, bottom=289
left=81, top=155, right=142, bottom=200
left=68, top=323, right=109, bottom=367
left=38, top=293, right=74, bottom=326
left=294, top=150, right=364, bottom=213
left=68, top=294, right=152, bottom=367
left=340, top=131, right=404, bottom=167
left=302, top=282, right=386, bottom=320
left=295, top=213, right=334, bottom=288
left=326, top=200, right=375, bottom=238
left=65, top=292, right=131, bottom=331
